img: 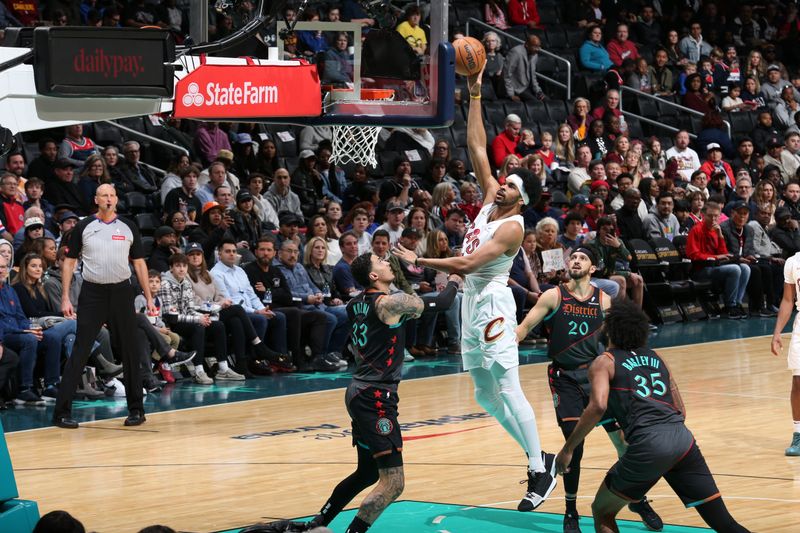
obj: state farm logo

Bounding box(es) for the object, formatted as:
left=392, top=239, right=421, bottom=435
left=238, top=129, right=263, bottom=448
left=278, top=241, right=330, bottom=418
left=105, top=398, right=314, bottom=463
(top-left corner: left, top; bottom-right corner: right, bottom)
left=181, top=81, right=279, bottom=107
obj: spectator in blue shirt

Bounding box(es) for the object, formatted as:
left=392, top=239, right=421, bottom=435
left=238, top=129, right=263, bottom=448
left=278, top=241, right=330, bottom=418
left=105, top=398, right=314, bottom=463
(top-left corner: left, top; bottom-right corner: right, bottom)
left=274, top=239, right=349, bottom=355
left=580, top=25, right=614, bottom=72
left=210, top=239, right=287, bottom=352
left=332, top=231, right=363, bottom=299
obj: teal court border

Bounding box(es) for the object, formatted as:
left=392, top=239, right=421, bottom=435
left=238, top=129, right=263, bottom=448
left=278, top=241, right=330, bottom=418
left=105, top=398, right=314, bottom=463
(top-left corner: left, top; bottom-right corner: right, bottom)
left=218, top=500, right=712, bottom=532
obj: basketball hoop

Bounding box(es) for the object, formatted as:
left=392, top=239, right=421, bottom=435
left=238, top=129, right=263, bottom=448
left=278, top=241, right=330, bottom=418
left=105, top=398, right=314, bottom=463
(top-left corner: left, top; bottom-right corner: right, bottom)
left=328, top=88, right=394, bottom=168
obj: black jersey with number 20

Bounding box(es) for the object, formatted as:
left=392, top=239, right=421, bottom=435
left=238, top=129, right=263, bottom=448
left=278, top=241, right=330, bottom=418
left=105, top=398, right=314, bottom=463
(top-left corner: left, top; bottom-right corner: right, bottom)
left=347, top=290, right=406, bottom=386
left=546, top=284, right=605, bottom=368
left=604, top=347, right=685, bottom=440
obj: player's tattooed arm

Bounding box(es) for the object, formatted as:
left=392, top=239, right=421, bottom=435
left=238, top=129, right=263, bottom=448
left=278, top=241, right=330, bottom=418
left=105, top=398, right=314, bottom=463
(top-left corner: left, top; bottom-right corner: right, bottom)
left=356, top=466, right=405, bottom=523
left=376, top=292, right=425, bottom=324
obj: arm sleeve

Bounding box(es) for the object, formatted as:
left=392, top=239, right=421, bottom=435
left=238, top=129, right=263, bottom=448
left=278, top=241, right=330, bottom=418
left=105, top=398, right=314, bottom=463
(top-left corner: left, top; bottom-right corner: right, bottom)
left=420, top=281, right=459, bottom=316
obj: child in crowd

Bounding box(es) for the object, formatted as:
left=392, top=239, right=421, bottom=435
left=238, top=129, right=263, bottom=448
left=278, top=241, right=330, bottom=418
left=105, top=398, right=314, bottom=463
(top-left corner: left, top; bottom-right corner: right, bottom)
left=135, top=269, right=195, bottom=384
left=722, top=84, right=746, bottom=112
left=535, top=131, right=555, bottom=169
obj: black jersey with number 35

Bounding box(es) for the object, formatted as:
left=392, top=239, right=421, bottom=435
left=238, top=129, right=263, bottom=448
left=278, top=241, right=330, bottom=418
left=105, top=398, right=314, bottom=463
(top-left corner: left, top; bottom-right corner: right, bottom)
left=347, top=291, right=406, bottom=386
left=604, top=347, right=685, bottom=440
left=545, top=284, right=605, bottom=368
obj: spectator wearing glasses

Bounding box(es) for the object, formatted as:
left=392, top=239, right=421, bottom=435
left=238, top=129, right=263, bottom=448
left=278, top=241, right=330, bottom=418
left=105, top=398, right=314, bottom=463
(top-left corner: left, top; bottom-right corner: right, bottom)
left=112, top=141, right=158, bottom=194
left=723, top=177, right=756, bottom=217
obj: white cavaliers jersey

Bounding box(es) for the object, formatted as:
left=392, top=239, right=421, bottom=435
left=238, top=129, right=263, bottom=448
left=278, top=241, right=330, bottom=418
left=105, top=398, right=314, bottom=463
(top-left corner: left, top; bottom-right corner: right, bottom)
left=462, top=204, right=524, bottom=292
left=784, top=252, right=800, bottom=311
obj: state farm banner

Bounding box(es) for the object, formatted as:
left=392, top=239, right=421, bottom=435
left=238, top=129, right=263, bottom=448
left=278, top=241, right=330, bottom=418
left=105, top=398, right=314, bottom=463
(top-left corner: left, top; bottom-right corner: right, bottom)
left=174, top=57, right=321, bottom=119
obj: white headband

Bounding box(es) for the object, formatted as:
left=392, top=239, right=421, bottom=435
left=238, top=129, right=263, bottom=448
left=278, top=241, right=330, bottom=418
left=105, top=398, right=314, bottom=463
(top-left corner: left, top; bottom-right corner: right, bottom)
left=505, top=174, right=530, bottom=205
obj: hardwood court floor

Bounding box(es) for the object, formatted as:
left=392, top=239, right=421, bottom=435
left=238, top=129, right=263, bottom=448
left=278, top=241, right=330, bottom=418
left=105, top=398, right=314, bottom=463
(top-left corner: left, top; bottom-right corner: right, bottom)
left=6, top=335, right=799, bottom=533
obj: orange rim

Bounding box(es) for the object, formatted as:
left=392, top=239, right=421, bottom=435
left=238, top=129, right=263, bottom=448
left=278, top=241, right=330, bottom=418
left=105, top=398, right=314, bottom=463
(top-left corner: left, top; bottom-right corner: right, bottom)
left=330, top=88, right=395, bottom=101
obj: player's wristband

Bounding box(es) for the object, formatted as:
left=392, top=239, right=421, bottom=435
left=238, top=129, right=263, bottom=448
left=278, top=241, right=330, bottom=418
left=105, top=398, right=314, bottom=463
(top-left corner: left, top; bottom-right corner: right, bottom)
left=470, top=95, right=481, bottom=100
left=414, top=257, right=420, bottom=266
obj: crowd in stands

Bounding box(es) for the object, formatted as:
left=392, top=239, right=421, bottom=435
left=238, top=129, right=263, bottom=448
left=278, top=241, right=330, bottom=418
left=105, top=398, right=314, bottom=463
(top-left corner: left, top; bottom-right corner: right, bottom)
left=0, top=0, right=797, bottom=408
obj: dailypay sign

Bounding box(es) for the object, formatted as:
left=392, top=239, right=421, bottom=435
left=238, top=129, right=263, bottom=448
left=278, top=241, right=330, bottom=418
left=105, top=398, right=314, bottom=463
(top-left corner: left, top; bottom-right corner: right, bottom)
left=174, top=58, right=321, bottom=119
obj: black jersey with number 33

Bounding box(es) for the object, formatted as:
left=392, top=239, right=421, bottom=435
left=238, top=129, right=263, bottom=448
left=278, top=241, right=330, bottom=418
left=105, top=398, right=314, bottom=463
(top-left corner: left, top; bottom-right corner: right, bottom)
left=604, top=347, right=685, bottom=440
left=347, top=291, right=406, bottom=386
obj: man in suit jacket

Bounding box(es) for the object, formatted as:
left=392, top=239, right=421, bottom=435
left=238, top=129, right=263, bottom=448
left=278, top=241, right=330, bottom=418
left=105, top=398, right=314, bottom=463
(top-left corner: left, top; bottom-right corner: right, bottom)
left=504, top=35, right=545, bottom=102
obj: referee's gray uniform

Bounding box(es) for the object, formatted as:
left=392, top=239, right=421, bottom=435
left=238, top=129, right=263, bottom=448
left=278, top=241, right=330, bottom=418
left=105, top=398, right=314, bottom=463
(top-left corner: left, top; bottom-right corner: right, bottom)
left=53, top=215, right=146, bottom=418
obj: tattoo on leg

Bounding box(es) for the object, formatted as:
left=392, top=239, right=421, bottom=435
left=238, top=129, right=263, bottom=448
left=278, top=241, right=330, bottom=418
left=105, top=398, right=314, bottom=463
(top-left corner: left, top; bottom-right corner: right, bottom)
left=355, top=466, right=404, bottom=523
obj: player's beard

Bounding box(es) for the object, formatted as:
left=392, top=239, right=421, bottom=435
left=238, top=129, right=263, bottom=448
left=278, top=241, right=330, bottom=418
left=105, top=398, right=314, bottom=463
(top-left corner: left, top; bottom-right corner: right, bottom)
left=494, top=189, right=520, bottom=208
left=568, top=266, right=590, bottom=280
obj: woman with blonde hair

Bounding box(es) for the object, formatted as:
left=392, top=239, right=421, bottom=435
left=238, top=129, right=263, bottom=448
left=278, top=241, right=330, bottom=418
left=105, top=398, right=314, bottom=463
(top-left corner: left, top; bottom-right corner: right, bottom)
left=499, top=153, right=521, bottom=179
left=624, top=149, right=651, bottom=186
left=430, top=181, right=458, bottom=223
left=554, top=123, right=576, bottom=165
left=523, top=153, right=555, bottom=190
left=304, top=236, right=346, bottom=304
left=308, top=214, right=341, bottom=265
left=745, top=50, right=766, bottom=81
left=78, top=153, right=111, bottom=208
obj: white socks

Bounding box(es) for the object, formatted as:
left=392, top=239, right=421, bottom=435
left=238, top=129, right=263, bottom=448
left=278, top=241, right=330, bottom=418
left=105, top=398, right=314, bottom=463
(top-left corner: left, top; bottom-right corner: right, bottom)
left=793, top=421, right=800, bottom=433
left=218, top=361, right=229, bottom=372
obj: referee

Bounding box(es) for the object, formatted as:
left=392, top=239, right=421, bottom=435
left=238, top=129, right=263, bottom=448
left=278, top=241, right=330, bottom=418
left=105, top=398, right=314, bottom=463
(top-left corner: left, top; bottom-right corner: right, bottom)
left=52, top=184, right=156, bottom=429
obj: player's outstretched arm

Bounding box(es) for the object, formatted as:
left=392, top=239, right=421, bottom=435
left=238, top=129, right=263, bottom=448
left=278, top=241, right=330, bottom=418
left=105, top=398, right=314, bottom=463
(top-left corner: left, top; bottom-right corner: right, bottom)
left=771, top=282, right=796, bottom=356
left=556, top=355, right=613, bottom=474
left=394, top=221, right=522, bottom=275
left=466, top=65, right=499, bottom=205
left=515, top=287, right=560, bottom=343
left=375, top=292, right=424, bottom=325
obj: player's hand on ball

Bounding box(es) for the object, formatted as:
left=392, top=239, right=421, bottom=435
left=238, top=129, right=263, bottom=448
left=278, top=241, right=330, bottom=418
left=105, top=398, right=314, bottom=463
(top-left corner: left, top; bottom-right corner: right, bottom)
left=555, top=449, right=572, bottom=475
left=466, top=63, right=487, bottom=98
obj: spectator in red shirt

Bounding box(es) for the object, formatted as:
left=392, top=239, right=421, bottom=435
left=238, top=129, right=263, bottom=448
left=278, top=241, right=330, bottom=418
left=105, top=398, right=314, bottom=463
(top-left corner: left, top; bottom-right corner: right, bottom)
left=606, top=23, right=639, bottom=67
left=0, top=174, right=24, bottom=235
left=507, top=0, right=541, bottom=30
left=699, top=143, right=735, bottom=189
left=685, top=201, right=750, bottom=318
left=491, top=114, right=522, bottom=168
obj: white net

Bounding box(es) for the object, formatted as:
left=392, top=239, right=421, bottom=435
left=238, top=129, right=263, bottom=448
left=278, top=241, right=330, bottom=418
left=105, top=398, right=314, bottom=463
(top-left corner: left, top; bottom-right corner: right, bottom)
left=330, top=124, right=383, bottom=167
left=328, top=89, right=394, bottom=168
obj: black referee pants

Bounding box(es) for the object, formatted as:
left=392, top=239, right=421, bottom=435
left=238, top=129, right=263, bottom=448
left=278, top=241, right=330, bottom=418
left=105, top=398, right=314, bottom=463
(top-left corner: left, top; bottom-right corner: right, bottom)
left=54, top=280, right=144, bottom=417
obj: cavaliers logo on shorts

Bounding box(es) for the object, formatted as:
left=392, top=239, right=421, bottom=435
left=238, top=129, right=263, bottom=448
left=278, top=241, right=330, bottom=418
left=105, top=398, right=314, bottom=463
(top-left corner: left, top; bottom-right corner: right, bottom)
left=376, top=417, right=394, bottom=436
left=553, top=393, right=560, bottom=408
left=483, top=317, right=505, bottom=343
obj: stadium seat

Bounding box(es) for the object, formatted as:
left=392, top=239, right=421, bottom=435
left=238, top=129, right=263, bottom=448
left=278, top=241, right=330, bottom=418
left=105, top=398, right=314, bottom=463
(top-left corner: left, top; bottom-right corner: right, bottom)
left=545, top=101, right=568, bottom=123
left=651, top=237, right=708, bottom=321
left=134, top=213, right=160, bottom=236
left=451, top=124, right=467, bottom=147
left=636, top=96, right=659, bottom=119
left=729, top=112, right=754, bottom=137
left=141, top=236, right=154, bottom=258
left=545, top=29, right=567, bottom=49
left=625, top=116, right=645, bottom=139
left=525, top=102, right=551, bottom=123
left=483, top=101, right=507, bottom=126
left=504, top=101, right=527, bottom=121
left=628, top=238, right=680, bottom=324
left=538, top=6, right=560, bottom=26
left=124, top=191, right=148, bottom=215
left=92, top=122, right=124, bottom=147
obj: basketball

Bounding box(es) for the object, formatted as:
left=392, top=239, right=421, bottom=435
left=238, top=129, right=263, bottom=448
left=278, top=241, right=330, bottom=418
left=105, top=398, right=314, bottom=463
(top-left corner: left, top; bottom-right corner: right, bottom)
left=453, top=36, right=486, bottom=76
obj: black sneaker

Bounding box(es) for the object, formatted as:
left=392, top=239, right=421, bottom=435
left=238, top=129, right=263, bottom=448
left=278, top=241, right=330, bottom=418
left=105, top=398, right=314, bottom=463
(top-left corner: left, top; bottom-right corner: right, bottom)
left=14, top=388, right=45, bottom=406
left=724, top=306, right=743, bottom=319
left=170, top=350, right=196, bottom=365
left=563, top=511, right=582, bottom=532
left=517, top=453, right=557, bottom=511
left=629, top=499, right=663, bottom=531
left=311, top=355, right=339, bottom=372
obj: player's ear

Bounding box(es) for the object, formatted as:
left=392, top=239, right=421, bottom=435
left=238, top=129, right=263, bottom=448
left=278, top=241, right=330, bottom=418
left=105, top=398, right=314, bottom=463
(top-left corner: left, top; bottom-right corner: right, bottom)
left=590, top=264, right=597, bottom=274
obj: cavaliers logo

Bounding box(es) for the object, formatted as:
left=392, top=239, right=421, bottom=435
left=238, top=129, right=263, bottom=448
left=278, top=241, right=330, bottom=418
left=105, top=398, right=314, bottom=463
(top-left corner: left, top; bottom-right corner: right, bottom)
left=376, top=417, right=393, bottom=436
left=483, top=317, right=505, bottom=343
left=552, top=393, right=560, bottom=408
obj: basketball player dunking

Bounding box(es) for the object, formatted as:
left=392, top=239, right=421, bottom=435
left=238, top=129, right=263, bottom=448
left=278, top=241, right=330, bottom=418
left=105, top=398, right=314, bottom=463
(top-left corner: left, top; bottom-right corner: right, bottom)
left=394, top=64, right=557, bottom=512
left=242, top=253, right=460, bottom=533
left=555, top=298, right=750, bottom=533
left=515, top=248, right=662, bottom=533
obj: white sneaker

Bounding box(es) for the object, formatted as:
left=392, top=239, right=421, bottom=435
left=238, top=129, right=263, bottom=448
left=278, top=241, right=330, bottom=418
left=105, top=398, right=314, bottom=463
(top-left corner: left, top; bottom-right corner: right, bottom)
left=216, top=367, right=246, bottom=381
left=193, top=369, right=214, bottom=385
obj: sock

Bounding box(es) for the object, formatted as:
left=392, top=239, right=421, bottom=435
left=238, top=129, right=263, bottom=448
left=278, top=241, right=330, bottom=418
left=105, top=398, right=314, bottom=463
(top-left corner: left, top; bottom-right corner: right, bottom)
left=218, top=361, right=229, bottom=372
left=252, top=338, right=262, bottom=345
left=793, top=421, right=800, bottom=433
left=565, top=496, right=578, bottom=516
left=195, top=364, right=205, bottom=375
left=345, top=516, right=371, bottom=533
